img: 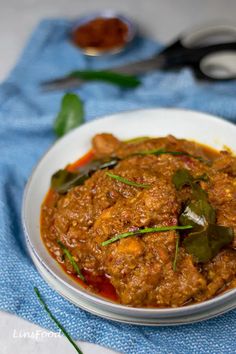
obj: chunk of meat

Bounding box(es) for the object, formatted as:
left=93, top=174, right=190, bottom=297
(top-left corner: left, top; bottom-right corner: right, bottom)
left=105, top=232, right=177, bottom=306
left=115, top=134, right=211, bottom=160
left=93, top=177, right=180, bottom=244
left=212, top=150, right=236, bottom=177
left=92, top=133, right=121, bottom=158
left=208, top=172, right=236, bottom=247
left=195, top=249, right=236, bottom=301
left=155, top=250, right=206, bottom=307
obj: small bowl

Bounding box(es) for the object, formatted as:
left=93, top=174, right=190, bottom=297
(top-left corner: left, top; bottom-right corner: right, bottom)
left=70, top=10, right=136, bottom=56
left=22, top=108, right=236, bottom=325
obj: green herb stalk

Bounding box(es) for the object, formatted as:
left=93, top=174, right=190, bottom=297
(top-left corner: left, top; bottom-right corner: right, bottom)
left=101, top=225, right=192, bottom=246
left=106, top=172, right=150, bottom=188
left=34, top=287, right=83, bottom=354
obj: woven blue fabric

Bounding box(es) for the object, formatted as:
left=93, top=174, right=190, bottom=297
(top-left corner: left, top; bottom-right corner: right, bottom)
left=1, top=19, right=236, bottom=354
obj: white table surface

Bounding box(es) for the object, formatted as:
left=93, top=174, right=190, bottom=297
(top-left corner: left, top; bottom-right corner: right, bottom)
left=0, top=311, right=118, bottom=354
left=1, top=0, right=236, bottom=353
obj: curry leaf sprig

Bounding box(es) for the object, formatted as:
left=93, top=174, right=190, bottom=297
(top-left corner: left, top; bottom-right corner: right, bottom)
left=172, top=168, right=234, bottom=263
left=34, top=287, right=83, bottom=354
left=101, top=225, right=192, bottom=246
left=106, top=172, right=150, bottom=188
left=57, top=241, right=85, bottom=282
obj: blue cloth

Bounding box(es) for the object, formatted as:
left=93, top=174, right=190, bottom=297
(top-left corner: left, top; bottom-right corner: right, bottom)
left=1, top=18, right=236, bottom=354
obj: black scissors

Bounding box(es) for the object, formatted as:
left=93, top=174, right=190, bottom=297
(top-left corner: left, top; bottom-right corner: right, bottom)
left=42, top=24, right=236, bottom=91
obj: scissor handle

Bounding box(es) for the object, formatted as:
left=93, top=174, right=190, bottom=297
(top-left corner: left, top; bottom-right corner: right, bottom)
left=160, top=23, right=236, bottom=80
left=161, top=39, right=236, bottom=80
left=181, top=24, right=236, bottom=48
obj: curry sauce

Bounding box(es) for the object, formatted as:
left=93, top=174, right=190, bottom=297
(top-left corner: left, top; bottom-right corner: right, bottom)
left=41, top=134, right=236, bottom=307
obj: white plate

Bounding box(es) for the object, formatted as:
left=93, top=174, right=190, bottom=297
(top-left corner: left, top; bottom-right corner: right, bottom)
left=22, top=108, right=236, bottom=325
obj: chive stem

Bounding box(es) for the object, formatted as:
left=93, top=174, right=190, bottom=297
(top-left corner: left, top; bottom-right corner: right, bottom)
left=57, top=241, right=85, bottom=282
left=134, top=148, right=167, bottom=155
left=132, top=149, right=209, bottom=163
left=134, top=148, right=188, bottom=156
left=106, top=172, right=150, bottom=188
left=34, top=287, right=83, bottom=354
left=173, top=235, right=180, bottom=272
left=101, top=225, right=192, bottom=246
left=124, top=136, right=151, bottom=143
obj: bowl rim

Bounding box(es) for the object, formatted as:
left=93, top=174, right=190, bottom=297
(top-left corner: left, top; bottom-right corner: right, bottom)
left=28, top=244, right=236, bottom=325
left=22, top=107, right=236, bottom=315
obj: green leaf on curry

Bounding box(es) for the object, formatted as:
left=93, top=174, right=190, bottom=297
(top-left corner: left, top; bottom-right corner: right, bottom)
left=172, top=168, right=208, bottom=190
left=173, top=168, right=233, bottom=262
left=183, top=224, right=234, bottom=263
left=192, top=183, right=209, bottom=201
left=96, top=158, right=120, bottom=170
left=51, top=169, right=89, bottom=194
left=54, top=93, right=84, bottom=137
left=173, top=169, right=214, bottom=229
left=51, top=158, right=120, bottom=193
left=180, top=199, right=216, bottom=229
left=172, top=169, right=193, bottom=190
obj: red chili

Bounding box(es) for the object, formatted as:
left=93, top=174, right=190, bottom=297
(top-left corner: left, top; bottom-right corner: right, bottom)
left=72, top=17, right=129, bottom=50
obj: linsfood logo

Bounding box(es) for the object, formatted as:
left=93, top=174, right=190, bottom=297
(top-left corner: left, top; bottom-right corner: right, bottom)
left=12, top=329, right=61, bottom=341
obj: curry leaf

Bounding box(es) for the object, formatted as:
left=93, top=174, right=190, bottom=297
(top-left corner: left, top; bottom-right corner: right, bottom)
left=172, top=169, right=208, bottom=191
left=173, top=168, right=234, bottom=262
left=96, top=158, right=120, bottom=170
left=180, top=199, right=216, bottom=229
left=76, top=157, right=120, bottom=175
left=70, top=70, right=141, bottom=88
left=172, top=169, right=193, bottom=190
left=183, top=227, right=211, bottom=263
left=183, top=224, right=234, bottom=263
left=175, top=169, right=215, bottom=230
left=208, top=224, right=234, bottom=256
left=51, top=158, right=120, bottom=194
left=51, top=169, right=89, bottom=194
left=54, top=93, right=84, bottom=137
left=192, top=183, right=208, bottom=201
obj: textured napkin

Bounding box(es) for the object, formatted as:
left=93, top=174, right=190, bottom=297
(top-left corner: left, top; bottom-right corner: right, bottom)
left=0, top=19, right=236, bottom=354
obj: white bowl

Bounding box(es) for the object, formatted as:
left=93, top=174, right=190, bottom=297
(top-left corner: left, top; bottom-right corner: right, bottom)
left=22, top=108, right=236, bottom=325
